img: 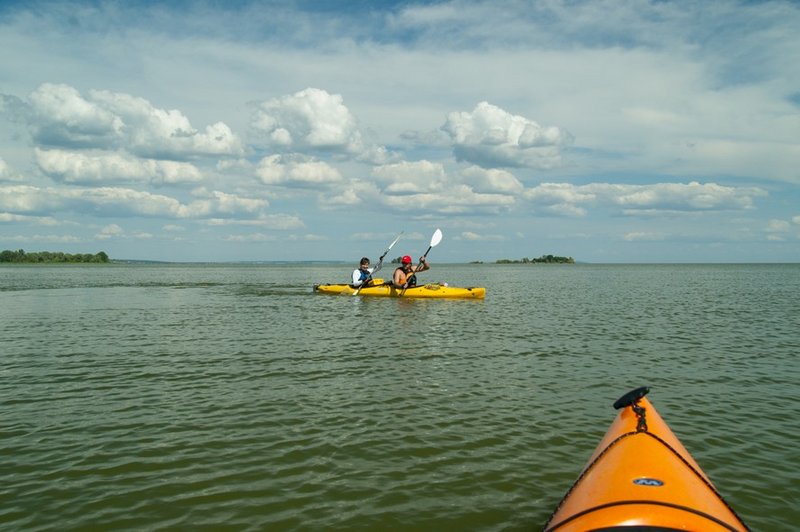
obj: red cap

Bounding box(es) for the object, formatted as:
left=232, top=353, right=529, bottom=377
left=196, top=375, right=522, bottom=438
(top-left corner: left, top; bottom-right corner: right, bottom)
left=402, top=255, right=412, bottom=264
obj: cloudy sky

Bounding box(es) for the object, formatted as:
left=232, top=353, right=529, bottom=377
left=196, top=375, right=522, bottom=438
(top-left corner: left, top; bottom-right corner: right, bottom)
left=1, top=0, right=798, bottom=263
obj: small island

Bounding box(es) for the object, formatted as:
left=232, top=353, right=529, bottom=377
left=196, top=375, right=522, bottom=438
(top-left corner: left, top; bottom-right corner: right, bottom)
left=496, top=254, right=575, bottom=264
left=0, top=249, right=110, bottom=263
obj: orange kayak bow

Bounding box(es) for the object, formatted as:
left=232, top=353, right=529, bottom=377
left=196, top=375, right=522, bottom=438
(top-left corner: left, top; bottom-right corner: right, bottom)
left=543, top=387, right=749, bottom=531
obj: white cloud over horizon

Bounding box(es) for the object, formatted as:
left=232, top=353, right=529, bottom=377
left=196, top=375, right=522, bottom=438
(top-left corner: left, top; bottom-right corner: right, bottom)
left=251, top=88, right=365, bottom=155
left=1, top=0, right=798, bottom=262
left=442, top=101, right=574, bottom=169
left=7, top=83, right=243, bottom=159
left=35, top=148, right=204, bottom=185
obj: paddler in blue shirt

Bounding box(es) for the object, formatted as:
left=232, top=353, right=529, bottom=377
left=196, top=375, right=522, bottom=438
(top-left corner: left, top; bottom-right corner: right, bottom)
left=351, top=257, right=374, bottom=287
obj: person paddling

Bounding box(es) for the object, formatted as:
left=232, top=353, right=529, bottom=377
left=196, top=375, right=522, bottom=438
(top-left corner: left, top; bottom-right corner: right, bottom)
left=393, top=255, right=430, bottom=288
left=351, top=257, right=374, bottom=288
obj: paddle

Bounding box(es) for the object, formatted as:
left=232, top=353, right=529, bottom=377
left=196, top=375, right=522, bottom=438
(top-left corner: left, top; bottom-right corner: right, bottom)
left=352, top=232, right=403, bottom=296
left=418, top=228, right=443, bottom=270
left=401, top=228, right=442, bottom=291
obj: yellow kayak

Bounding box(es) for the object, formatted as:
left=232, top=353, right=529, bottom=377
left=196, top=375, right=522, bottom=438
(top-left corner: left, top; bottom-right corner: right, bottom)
left=313, top=279, right=485, bottom=299
left=544, top=386, right=749, bottom=531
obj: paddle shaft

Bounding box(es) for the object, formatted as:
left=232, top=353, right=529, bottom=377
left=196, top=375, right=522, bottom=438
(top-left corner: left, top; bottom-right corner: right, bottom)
left=414, top=228, right=441, bottom=273
left=415, top=245, right=433, bottom=272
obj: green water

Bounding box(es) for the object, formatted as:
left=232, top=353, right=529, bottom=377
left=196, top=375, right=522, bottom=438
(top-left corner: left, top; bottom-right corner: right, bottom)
left=1, top=263, right=798, bottom=530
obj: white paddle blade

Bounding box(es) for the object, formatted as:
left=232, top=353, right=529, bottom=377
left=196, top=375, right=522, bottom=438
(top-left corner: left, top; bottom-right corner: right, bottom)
left=430, top=228, right=443, bottom=247
left=387, top=232, right=403, bottom=251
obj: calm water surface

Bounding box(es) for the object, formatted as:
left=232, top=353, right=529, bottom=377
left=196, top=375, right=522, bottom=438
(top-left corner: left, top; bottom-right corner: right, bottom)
left=1, top=263, right=798, bottom=530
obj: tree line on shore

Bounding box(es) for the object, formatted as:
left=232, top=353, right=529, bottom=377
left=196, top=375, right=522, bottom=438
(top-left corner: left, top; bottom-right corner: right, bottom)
left=495, top=254, right=575, bottom=264
left=0, top=249, right=110, bottom=263
left=391, top=254, right=574, bottom=264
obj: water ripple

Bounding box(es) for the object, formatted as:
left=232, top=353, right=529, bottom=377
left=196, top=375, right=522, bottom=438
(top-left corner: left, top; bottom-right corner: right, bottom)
left=1, top=263, right=798, bottom=530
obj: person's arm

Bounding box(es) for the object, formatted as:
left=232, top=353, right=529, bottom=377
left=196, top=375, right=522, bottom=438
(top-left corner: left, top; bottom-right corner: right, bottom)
left=393, top=268, right=406, bottom=288
left=415, top=258, right=430, bottom=272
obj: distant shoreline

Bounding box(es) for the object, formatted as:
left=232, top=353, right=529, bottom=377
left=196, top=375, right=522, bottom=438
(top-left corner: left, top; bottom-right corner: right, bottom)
left=0, top=250, right=110, bottom=264
left=2, top=252, right=796, bottom=266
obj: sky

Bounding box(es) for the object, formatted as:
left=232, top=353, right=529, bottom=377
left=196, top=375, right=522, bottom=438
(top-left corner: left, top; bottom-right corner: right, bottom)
left=1, top=0, right=799, bottom=263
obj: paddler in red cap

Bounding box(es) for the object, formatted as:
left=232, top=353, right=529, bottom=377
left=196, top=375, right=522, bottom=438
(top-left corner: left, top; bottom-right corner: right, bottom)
left=392, top=254, right=430, bottom=288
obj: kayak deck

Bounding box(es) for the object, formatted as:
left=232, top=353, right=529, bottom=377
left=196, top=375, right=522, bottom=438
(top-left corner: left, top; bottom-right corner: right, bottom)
left=313, top=280, right=485, bottom=299
left=544, top=387, right=749, bottom=531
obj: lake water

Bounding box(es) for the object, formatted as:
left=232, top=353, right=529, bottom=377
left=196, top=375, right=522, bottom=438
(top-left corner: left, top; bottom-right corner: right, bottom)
left=1, top=263, right=798, bottom=530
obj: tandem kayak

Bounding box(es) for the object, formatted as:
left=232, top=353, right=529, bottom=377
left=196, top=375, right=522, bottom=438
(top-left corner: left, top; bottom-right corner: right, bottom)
left=313, top=279, right=485, bottom=299
left=544, top=386, right=749, bottom=532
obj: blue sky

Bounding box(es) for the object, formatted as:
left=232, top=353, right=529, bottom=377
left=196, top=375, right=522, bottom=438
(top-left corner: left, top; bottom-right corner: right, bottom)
left=1, top=0, right=798, bottom=263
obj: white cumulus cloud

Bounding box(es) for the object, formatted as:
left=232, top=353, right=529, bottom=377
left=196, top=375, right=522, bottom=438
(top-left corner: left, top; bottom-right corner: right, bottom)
left=27, top=83, right=123, bottom=148
left=21, top=83, right=242, bottom=159
left=366, top=159, right=521, bottom=216
left=380, top=184, right=515, bottom=215
left=36, top=148, right=203, bottom=185
left=0, top=184, right=270, bottom=220
left=0, top=212, right=59, bottom=225
left=256, top=154, right=343, bottom=188
left=96, top=224, right=124, bottom=239
left=524, top=181, right=766, bottom=216
left=372, top=160, right=447, bottom=194
left=442, top=101, right=573, bottom=169
left=460, top=166, right=524, bottom=194
left=251, top=88, right=365, bottom=155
